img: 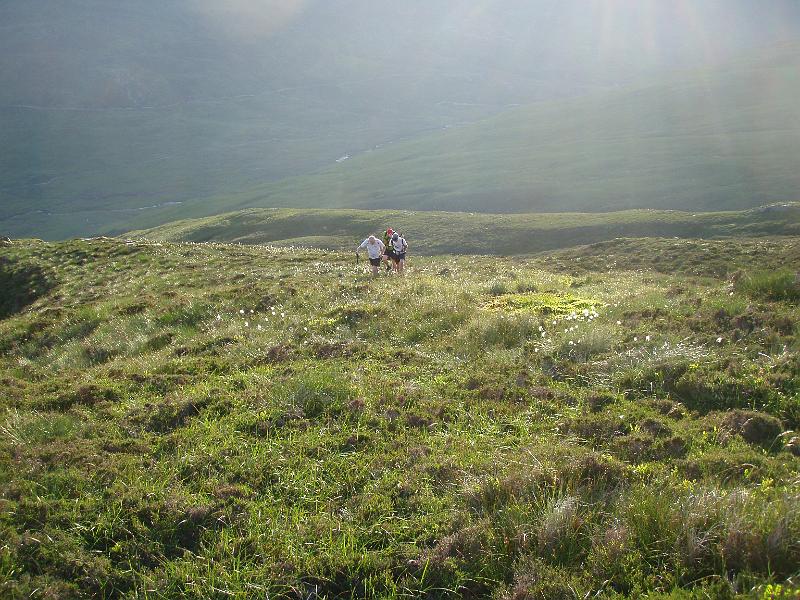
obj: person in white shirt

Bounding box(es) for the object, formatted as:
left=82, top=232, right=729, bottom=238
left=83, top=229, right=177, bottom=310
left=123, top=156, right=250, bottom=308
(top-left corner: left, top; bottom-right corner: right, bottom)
left=390, top=232, right=408, bottom=274
left=356, top=235, right=385, bottom=276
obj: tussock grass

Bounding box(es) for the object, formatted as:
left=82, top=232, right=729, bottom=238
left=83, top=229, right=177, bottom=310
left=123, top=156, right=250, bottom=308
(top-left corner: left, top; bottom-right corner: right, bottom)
left=739, top=270, right=800, bottom=303
left=0, top=237, right=798, bottom=598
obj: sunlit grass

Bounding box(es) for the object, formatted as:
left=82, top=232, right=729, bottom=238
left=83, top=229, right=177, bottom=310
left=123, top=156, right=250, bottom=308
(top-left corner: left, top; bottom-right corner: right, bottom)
left=0, top=237, right=798, bottom=598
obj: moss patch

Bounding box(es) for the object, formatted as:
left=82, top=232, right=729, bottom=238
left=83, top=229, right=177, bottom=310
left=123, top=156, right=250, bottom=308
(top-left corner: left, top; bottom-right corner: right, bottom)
left=481, top=291, right=600, bottom=317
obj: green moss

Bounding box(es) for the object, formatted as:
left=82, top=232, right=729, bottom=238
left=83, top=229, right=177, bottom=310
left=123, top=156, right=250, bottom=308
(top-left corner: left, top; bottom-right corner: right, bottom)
left=481, top=291, right=600, bottom=317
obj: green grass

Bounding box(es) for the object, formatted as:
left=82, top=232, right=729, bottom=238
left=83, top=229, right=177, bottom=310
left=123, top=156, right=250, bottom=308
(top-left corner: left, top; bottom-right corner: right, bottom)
left=738, top=270, right=800, bottom=303
left=0, top=236, right=799, bottom=598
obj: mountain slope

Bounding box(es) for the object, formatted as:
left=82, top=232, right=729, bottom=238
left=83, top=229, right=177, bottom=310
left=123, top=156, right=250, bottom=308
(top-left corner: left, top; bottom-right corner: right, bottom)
left=2, top=2, right=800, bottom=239
left=8, top=44, right=800, bottom=241
left=209, top=43, right=800, bottom=215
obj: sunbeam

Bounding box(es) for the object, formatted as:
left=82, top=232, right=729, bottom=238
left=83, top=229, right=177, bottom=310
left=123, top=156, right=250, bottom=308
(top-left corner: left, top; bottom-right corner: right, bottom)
left=189, top=0, right=311, bottom=40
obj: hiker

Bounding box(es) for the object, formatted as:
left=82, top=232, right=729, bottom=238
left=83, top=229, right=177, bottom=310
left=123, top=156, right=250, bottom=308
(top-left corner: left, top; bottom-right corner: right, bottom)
left=390, top=232, right=408, bottom=274
left=382, top=228, right=396, bottom=272
left=357, top=235, right=385, bottom=276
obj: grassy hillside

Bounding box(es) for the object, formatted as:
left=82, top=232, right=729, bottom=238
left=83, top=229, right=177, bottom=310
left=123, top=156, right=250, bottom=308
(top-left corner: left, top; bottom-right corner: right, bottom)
left=5, top=0, right=710, bottom=240
left=2, top=30, right=800, bottom=239
left=204, top=43, right=800, bottom=217
left=1, top=236, right=799, bottom=598
left=127, top=204, right=800, bottom=256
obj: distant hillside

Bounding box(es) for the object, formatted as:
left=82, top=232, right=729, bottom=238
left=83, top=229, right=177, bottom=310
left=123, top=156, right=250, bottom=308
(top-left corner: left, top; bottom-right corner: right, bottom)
left=128, top=203, right=800, bottom=255
left=2, top=1, right=800, bottom=239
left=26, top=41, right=798, bottom=241
left=204, top=43, right=800, bottom=216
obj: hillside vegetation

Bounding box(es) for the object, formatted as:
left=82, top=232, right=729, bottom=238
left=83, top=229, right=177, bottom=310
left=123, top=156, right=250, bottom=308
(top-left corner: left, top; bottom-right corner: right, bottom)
left=128, top=203, right=800, bottom=258
left=1, top=236, right=799, bottom=598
